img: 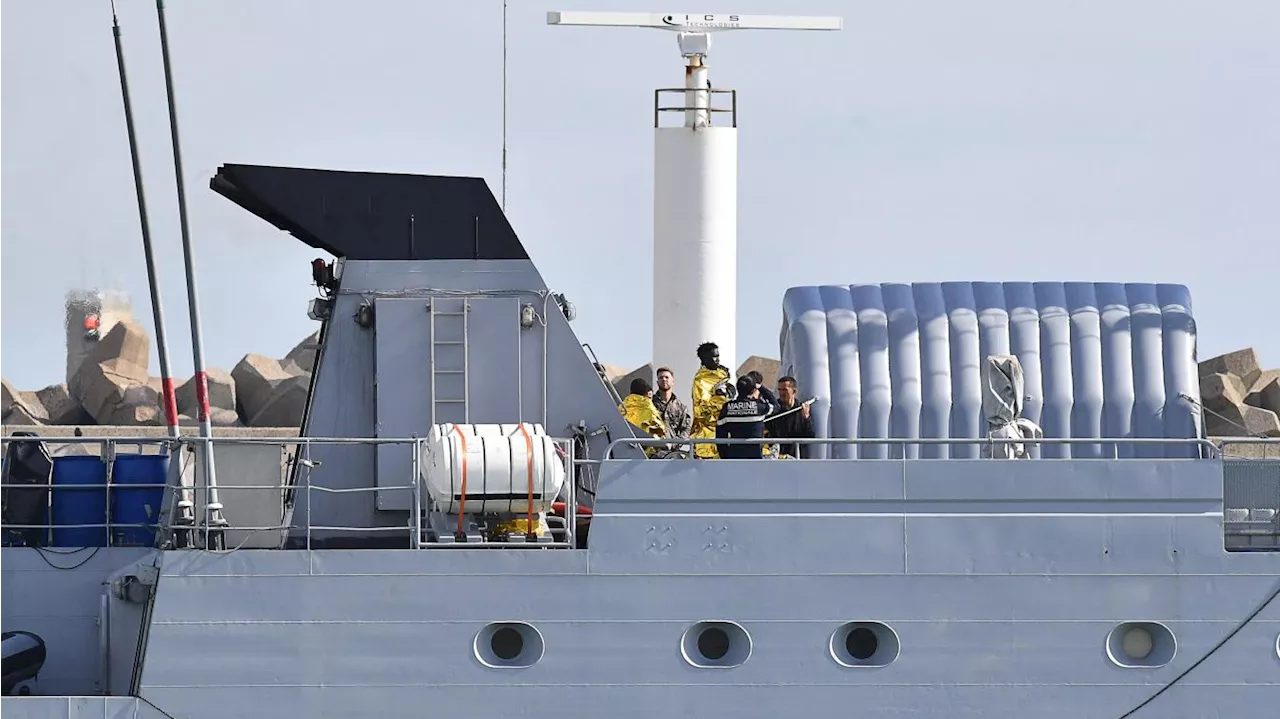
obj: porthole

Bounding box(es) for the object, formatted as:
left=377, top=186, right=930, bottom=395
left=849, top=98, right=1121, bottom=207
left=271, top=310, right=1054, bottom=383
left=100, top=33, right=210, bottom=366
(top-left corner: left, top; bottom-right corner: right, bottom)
left=1106, top=621, right=1176, bottom=668
left=830, top=621, right=899, bottom=668
left=699, top=626, right=730, bottom=660
left=491, top=626, right=523, bottom=660
left=681, top=621, right=751, bottom=668
left=474, top=622, right=544, bottom=669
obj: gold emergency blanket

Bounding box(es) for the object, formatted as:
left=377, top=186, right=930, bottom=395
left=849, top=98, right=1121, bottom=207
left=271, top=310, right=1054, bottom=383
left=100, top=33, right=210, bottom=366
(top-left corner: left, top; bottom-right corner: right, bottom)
left=493, top=515, right=550, bottom=538
left=620, top=394, right=668, bottom=457
left=690, top=365, right=731, bottom=459
left=620, top=394, right=668, bottom=438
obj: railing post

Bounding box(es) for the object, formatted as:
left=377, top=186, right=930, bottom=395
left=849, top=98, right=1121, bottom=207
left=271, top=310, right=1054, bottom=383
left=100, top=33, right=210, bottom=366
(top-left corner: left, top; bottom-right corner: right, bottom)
left=305, top=444, right=313, bottom=552
left=102, top=440, right=115, bottom=547
left=410, top=437, right=422, bottom=550
left=565, top=438, right=576, bottom=550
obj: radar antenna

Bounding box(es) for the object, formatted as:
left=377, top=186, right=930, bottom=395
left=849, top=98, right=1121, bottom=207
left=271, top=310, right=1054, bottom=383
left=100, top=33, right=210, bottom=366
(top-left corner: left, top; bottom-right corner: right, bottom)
left=546, top=11, right=841, bottom=388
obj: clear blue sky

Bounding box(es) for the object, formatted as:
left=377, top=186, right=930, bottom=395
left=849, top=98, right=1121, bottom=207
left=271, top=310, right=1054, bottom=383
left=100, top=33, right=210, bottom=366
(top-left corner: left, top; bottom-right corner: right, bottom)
left=3, top=0, right=1278, bottom=390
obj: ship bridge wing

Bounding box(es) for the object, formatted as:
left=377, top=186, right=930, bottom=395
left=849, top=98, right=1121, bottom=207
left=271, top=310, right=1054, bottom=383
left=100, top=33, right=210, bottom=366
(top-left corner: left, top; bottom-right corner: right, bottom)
left=210, top=164, right=530, bottom=261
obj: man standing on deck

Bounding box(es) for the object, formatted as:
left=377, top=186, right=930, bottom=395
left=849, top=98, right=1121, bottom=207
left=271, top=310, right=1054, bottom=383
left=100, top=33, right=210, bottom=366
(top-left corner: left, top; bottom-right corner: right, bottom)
left=746, top=371, right=778, bottom=408
left=765, top=376, right=816, bottom=458
left=747, top=370, right=779, bottom=457
left=652, top=367, right=692, bottom=441
left=690, top=343, right=733, bottom=459
left=716, top=375, right=779, bottom=459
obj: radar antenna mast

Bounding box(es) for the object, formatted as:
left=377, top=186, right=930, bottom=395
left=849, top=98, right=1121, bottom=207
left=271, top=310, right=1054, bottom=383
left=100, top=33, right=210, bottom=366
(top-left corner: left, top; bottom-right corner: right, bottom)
left=547, top=11, right=841, bottom=388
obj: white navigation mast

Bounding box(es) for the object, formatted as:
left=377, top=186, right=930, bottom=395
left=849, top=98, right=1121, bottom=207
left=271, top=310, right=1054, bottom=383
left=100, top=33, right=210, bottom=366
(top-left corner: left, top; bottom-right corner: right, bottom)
left=547, top=11, right=841, bottom=389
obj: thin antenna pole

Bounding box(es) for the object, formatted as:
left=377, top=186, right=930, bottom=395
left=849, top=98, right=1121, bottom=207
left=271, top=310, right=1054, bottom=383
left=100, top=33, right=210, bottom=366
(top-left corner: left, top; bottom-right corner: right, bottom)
left=111, top=5, right=179, bottom=439
left=501, top=0, right=508, bottom=211
left=111, top=0, right=194, bottom=549
left=155, top=0, right=226, bottom=550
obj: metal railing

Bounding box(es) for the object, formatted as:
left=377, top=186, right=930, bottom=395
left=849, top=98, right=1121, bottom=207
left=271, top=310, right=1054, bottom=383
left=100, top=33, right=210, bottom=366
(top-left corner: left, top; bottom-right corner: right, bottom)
left=1219, top=439, right=1280, bottom=551
left=1217, top=438, right=1280, bottom=459
left=0, top=433, right=581, bottom=552
left=6, top=434, right=1275, bottom=550
left=654, top=87, right=737, bottom=128
left=602, top=436, right=1229, bottom=461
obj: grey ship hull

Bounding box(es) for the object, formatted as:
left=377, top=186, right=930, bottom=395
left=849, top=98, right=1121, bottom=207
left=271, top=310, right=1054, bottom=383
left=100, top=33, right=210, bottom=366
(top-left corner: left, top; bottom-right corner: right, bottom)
left=6, top=456, right=1280, bottom=718
left=138, top=460, right=1280, bottom=718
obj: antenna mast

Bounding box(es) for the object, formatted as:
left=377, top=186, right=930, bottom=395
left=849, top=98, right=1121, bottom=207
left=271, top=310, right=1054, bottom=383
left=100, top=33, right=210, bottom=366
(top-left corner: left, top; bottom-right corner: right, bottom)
left=155, top=0, right=228, bottom=550
left=547, top=11, right=841, bottom=388
left=502, top=0, right=509, bottom=211
left=109, top=2, right=194, bottom=548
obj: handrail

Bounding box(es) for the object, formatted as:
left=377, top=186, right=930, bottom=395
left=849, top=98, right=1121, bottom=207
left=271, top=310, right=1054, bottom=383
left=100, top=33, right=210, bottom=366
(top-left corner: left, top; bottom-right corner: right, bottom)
left=1217, top=438, right=1280, bottom=450
left=0, top=433, right=579, bottom=551
left=0, top=476, right=421, bottom=550
left=602, top=436, right=1226, bottom=461
left=654, top=87, right=737, bottom=128
left=6, top=433, right=1252, bottom=548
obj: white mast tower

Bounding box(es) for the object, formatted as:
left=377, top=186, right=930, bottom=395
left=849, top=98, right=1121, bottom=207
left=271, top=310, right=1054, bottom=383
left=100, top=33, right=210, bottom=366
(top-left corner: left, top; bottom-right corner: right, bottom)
left=547, top=11, right=841, bottom=388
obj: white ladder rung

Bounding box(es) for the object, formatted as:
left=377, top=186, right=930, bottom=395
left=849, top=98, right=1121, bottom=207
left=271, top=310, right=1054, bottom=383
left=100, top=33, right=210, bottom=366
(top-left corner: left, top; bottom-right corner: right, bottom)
left=429, top=297, right=470, bottom=427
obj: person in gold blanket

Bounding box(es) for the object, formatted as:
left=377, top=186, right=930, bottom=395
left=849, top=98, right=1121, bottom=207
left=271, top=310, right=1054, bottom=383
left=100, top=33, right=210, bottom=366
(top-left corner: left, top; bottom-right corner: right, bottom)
left=690, top=342, right=734, bottom=459
left=619, top=378, right=669, bottom=457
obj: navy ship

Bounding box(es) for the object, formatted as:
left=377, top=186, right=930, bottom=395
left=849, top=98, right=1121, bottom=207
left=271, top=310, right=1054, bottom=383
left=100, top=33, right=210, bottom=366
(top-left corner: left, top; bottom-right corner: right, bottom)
left=3, top=8, right=1279, bottom=719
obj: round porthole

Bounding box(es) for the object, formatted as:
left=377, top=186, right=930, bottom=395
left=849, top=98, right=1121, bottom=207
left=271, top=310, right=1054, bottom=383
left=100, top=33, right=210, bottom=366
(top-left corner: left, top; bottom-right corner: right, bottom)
left=474, top=622, right=544, bottom=668
left=1106, top=621, right=1176, bottom=668
left=830, top=621, right=899, bottom=668
left=681, top=621, right=751, bottom=668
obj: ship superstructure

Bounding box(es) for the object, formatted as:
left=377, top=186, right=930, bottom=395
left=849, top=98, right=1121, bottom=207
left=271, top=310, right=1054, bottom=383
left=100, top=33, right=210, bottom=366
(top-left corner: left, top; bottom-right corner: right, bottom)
left=3, top=9, right=1280, bottom=719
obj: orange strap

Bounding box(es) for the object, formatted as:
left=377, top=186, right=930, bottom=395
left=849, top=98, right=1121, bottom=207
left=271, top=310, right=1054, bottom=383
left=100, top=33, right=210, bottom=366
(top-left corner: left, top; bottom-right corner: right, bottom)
left=451, top=425, right=469, bottom=534
left=518, top=424, right=535, bottom=536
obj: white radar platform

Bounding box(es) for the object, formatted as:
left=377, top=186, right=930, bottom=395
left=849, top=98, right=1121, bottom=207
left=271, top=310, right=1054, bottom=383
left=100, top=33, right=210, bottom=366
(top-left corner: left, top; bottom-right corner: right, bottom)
left=547, top=11, right=841, bottom=390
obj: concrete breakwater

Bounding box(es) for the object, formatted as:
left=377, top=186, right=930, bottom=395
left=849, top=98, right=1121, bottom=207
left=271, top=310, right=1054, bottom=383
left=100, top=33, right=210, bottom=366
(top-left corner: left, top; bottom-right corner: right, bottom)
left=3, top=319, right=316, bottom=430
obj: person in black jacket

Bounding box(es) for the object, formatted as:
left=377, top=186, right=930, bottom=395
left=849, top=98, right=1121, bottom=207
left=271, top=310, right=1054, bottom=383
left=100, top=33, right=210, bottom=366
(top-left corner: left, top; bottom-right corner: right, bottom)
left=765, top=376, right=816, bottom=458
left=746, top=371, right=778, bottom=408
left=715, top=375, right=778, bottom=459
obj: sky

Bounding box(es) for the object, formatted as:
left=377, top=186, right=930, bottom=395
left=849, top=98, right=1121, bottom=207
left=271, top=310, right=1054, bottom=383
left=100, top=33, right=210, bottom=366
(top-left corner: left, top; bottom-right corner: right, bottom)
left=2, top=0, right=1278, bottom=390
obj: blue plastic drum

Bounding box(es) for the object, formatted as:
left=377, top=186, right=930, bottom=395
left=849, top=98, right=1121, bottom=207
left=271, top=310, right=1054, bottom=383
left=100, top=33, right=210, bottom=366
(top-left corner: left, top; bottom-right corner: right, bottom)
left=110, top=454, right=169, bottom=547
left=50, top=456, right=108, bottom=547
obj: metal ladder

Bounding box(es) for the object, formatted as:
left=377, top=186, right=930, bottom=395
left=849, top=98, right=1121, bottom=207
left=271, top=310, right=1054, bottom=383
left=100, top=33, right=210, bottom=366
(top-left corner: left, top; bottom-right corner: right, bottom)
left=429, top=297, right=470, bottom=428
left=424, top=297, right=472, bottom=544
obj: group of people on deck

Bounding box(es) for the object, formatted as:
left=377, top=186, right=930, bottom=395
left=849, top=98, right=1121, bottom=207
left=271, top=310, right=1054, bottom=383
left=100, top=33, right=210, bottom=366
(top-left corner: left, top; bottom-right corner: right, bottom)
left=615, top=342, right=815, bottom=459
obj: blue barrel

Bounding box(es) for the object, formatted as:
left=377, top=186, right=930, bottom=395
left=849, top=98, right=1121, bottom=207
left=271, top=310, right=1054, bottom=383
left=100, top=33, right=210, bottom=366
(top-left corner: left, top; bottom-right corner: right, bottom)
left=50, top=456, right=108, bottom=547
left=110, top=454, right=170, bottom=547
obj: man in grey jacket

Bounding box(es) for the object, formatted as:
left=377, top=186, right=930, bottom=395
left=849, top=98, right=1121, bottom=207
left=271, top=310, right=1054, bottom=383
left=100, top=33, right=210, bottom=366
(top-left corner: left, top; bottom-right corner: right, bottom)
left=652, top=366, right=692, bottom=440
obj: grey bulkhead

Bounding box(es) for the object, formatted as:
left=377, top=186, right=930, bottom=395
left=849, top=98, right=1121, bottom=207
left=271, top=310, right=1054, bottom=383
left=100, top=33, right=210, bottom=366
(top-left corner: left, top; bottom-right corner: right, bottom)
left=290, top=258, right=644, bottom=538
